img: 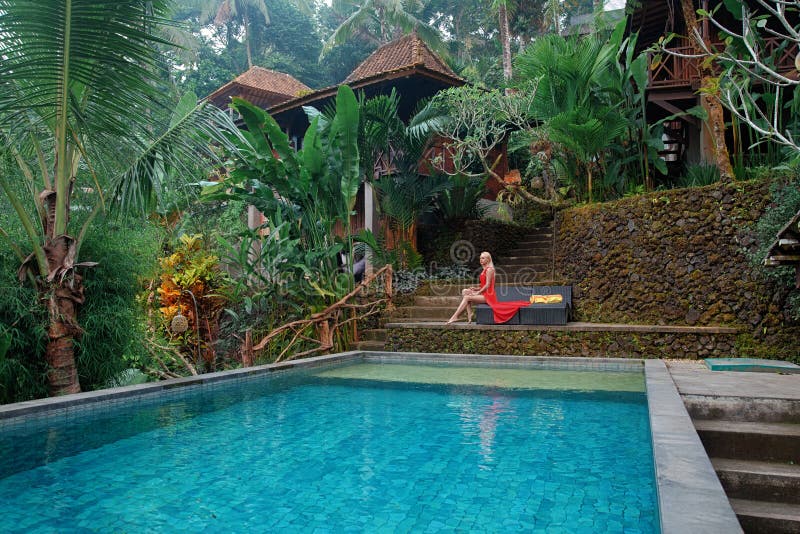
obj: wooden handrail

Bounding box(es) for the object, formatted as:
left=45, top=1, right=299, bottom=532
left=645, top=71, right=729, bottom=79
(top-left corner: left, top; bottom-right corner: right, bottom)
left=251, top=264, right=393, bottom=361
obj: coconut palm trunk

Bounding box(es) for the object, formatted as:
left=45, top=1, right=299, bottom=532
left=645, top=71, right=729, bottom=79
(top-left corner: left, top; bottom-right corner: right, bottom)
left=45, top=274, right=84, bottom=395
left=39, top=191, right=88, bottom=395
left=497, top=1, right=513, bottom=81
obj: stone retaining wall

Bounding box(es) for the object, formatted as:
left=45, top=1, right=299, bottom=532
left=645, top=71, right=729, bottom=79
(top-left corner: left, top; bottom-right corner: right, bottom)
left=387, top=326, right=739, bottom=360
left=553, top=179, right=798, bottom=361
left=391, top=179, right=798, bottom=361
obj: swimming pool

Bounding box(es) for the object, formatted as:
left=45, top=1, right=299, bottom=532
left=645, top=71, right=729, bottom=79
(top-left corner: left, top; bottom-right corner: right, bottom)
left=0, top=352, right=739, bottom=532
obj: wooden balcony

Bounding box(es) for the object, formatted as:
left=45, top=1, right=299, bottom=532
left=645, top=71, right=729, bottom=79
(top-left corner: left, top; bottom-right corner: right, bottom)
left=648, top=38, right=799, bottom=90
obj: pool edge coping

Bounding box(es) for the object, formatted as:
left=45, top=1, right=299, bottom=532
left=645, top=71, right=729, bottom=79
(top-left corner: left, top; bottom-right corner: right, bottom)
left=644, top=359, right=742, bottom=534
left=0, top=351, right=742, bottom=532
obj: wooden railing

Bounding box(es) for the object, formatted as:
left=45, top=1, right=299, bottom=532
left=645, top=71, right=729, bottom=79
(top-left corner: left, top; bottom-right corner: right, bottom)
left=248, top=264, right=393, bottom=363
left=648, top=37, right=799, bottom=89
left=648, top=45, right=701, bottom=88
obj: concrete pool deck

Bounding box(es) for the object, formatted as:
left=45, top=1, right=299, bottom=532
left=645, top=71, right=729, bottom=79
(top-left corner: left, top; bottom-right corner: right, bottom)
left=0, top=352, right=747, bottom=533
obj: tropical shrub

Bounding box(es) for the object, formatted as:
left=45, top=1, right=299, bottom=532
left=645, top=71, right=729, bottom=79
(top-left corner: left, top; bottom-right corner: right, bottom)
left=205, top=86, right=362, bottom=359
left=750, top=172, right=800, bottom=322
left=676, top=163, right=721, bottom=188
left=0, top=214, right=163, bottom=403
left=433, top=174, right=489, bottom=224
left=156, top=234, right=230, bottom=371
left=514, top=23, right=665, bottom=202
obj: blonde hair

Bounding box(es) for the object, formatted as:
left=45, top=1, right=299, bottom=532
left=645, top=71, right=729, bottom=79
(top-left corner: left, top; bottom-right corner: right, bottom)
left=480, top=251, right=494, bottom=269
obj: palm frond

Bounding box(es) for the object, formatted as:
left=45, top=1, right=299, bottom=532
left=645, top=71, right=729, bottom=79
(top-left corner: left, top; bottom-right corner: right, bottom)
left=320, top=0, right=378, bottom=59
left=0, top=0, right=174, bottom=138
left=110, top=99, right=243, bottom=214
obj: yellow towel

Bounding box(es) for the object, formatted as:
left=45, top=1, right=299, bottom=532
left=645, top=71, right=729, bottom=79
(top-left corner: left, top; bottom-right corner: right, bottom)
left=529, top=294, right=563, bottom=304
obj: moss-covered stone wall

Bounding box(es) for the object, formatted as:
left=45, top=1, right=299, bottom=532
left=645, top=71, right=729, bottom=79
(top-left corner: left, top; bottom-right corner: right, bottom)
left=554, top=180, right=798, bottom=361
left=387, top=326, right=739, bottom=360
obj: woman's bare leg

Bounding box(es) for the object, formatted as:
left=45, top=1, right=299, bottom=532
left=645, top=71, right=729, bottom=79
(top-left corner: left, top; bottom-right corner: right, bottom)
left=447, top=297, right=469, bottom=324
left=448, top=295, right=485, bottom=324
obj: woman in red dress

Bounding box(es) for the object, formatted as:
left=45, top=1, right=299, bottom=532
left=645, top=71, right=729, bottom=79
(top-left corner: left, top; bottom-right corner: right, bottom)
left=446, top=251, right=530, bottom=324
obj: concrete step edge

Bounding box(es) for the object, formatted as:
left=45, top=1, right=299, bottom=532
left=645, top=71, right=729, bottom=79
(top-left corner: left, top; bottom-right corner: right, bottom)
left=713, top=458, right=800, bottom=478
left=714, top=458, right=800, bottom=504
left=729, top=498, right=800, bottom=521
left=695, top=420, right=800, bottom=437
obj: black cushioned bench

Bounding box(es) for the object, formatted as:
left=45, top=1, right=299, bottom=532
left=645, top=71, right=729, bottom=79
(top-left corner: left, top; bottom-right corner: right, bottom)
left=475, top=286, right=572, bottom=325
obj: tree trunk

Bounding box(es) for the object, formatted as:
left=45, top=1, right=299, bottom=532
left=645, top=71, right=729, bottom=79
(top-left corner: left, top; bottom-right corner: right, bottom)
left=24, top=189, right=89, bottom=396
left=680, top=0, right=735, bottom=180
left=45, top=274, right=84, bottom=396
left=243, top=9, right=253, bottom=68
left=498, top=3, right=513, bottom=82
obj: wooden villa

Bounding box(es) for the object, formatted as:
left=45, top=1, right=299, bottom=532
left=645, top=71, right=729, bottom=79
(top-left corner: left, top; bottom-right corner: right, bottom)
left=627, top=0, right=799, bottom=169
left=207, top=33, right=479, bottom=241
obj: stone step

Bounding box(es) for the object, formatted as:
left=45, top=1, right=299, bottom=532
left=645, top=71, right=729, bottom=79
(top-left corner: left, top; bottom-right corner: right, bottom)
left=729, top=498, right=800, bottom=534
left=359, top=329, right=387, bottom=342
left=684, top=396, right=800, bottom=424
left=695, top=420, right=800, bottom=463
left=383, top=317, right=449, bottom=324
left=414, top=295, right=462, bottom=306
left=391, top=306, right=454, bottom=320
left=493, top=270, right=551, bottom=285
left=352, top=340, right=386, bottom=351
left=501, top=246, right=553, bottom=257
left=713, top=458, right=800, bottom=504
left=496, top=257, right=552, bottom=267
left=517, top=236, right=552, bottom=246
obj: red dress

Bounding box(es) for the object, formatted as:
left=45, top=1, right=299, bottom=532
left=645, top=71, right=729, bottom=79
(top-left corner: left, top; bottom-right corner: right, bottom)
left=481, top=269, right=530, bottom=324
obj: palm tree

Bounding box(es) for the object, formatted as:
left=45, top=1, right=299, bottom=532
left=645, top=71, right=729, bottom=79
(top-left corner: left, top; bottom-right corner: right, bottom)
left=493, top=0, right=515, bottom=82
left=516, top=32, right=632, bottom=201
left=321, top=0, right=446, bottom=59
left=197, top=0, right=270, bottom=68
left=0, top=1, right=241, bottom=395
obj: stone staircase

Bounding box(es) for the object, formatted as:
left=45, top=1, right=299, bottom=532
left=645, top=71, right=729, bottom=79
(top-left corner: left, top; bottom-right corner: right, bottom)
left=494, top=221, right=555, bottom=285
left=688, top=401, right=800, bottom=533
left=351, top=222, right=555, bottom=351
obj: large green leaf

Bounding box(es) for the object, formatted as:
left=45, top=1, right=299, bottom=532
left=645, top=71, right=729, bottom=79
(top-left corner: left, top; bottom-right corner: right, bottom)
left=329, top=86, right=361, bottom=213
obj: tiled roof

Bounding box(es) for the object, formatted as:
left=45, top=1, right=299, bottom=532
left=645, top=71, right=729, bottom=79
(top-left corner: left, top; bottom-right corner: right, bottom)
left=205, top=66, right=311, bottom=109
left=344, top=33, right=459, bottom=84
left=233, top=66, right=311, bottom=96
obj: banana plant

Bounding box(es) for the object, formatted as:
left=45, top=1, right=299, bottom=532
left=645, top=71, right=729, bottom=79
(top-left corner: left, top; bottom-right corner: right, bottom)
left=204, top=85, right=361, bottom=302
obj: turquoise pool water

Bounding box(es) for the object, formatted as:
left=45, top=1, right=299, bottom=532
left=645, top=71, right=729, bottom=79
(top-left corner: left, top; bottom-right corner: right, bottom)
left=0, top=362, right=659, bottom=532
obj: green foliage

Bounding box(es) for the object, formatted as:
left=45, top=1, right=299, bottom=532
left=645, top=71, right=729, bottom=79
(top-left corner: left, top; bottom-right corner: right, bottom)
left=750, top=172, right=800, bottom=321
left=0, top=280, right=47, bottom=403
left=74, top=218, right=164, bottom=391
left=433, top=175, right=489, bottom=223
left=0, top=214, right=163, bottom=402
left=321, top=0, right=447, bottom=61
left=513, top=23, right=665, bottom=202
left=205, top=86, right=362, bottom=359
left=674, top=163, right=721, bottom=188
